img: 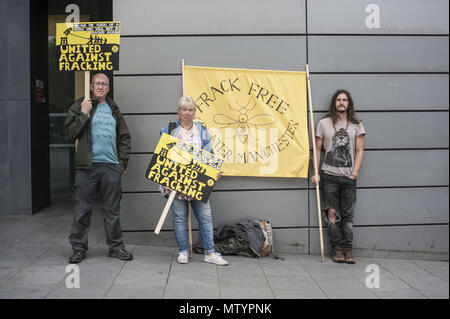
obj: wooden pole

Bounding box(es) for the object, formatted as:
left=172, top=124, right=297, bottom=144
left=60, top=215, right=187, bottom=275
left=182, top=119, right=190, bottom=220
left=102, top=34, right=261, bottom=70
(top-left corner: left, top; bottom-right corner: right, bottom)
left=306, top=64, right=325, bottom=263
left=181, top=59, right=193, bottom=258
left=85, top=71, right=90, bottom=111
left=181, top=59, right=186, bottom=94
left=154, top=190, right=176, bottom=234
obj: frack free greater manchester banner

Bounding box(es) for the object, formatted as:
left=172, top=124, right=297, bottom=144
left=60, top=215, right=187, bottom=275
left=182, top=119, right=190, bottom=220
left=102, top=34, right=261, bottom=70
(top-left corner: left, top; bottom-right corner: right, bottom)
left=184, top=66, right=309, bottom=178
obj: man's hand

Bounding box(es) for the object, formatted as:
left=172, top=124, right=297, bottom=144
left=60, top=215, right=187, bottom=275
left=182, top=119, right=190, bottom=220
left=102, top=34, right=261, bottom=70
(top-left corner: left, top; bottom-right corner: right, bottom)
left=81, top=97, right=92, bottom=115
left=311, top=174, right=320, bottom=184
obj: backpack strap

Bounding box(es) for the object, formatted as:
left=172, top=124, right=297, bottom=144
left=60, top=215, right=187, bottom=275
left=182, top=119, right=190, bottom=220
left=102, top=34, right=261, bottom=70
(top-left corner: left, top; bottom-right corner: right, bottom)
left=168, top=121, right=177, bottom=135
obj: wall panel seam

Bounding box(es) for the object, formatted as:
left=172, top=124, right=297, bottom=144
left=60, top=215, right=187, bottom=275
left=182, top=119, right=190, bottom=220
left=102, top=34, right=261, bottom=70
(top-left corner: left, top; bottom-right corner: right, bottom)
left=114, top=72, right=449, bottom=76
left=122, top=223, right=449, bottom=233
left=120, top=34, right=308, bottom=38
left=119, top=33, right=449, bottom=38
left=123, top=111, right=449, bottom=115
left=128, top=148, right=450, bottom=154
left=122, top=186, right=450, bottom=194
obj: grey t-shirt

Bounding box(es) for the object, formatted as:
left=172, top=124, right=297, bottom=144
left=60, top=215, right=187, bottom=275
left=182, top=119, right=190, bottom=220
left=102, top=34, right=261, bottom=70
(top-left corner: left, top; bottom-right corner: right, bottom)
left=316, top=117, right=366, bottom=176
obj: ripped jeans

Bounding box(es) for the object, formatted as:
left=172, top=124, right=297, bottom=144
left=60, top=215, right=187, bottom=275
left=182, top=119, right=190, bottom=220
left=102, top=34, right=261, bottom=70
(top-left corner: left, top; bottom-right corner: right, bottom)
left=321, top=171, right=357, bottom=250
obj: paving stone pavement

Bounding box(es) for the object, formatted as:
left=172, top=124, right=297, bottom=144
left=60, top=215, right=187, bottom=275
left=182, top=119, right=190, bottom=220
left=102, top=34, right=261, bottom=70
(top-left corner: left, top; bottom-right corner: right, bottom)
left=0, top=194, right=448, bottom=300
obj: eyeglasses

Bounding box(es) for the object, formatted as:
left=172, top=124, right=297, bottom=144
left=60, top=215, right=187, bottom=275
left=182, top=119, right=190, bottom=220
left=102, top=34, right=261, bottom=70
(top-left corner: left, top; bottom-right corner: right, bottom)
left=92, top=82, right=109, bottom=88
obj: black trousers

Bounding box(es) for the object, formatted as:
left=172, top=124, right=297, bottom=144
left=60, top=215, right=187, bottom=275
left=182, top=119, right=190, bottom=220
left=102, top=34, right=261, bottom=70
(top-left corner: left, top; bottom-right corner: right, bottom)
left=320, top=171, right=357, bottom=250
left=69, top=163, right=125, bottom=252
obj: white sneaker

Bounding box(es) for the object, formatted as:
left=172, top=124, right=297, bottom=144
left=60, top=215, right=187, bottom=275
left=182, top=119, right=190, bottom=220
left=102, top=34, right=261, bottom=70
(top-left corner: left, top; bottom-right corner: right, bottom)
left=204, top=252, right=229, bottom=266
left=177, top=251, right=188, bottom=264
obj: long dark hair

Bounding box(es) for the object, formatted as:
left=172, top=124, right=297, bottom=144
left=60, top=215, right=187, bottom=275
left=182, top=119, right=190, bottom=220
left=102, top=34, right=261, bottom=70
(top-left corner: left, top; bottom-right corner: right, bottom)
left=328, top=89, right=360, bottom=125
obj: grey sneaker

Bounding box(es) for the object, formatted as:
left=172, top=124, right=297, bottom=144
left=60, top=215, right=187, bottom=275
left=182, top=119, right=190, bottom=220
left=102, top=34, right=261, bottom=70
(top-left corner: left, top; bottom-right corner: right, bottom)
left=177, top=251, right=189, bottom=264
left=204, top=252, right=229, bottom=266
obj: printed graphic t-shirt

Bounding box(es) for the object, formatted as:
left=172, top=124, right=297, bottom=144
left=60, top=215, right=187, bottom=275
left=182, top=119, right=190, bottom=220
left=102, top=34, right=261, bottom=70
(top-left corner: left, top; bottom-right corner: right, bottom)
left=316, top=117, right=365, bottom=177
left=91, top=102, right=119, bottom=164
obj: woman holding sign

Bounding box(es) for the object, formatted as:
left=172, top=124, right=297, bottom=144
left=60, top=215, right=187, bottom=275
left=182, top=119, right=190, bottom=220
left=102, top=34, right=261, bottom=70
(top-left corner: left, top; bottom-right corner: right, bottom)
left=159, top=96, right=229, bottom=266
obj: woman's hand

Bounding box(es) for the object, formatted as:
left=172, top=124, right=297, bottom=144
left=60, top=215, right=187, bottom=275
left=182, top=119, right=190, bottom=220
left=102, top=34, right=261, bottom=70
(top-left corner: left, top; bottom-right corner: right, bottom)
left=163, top=186, right=173, bottom=192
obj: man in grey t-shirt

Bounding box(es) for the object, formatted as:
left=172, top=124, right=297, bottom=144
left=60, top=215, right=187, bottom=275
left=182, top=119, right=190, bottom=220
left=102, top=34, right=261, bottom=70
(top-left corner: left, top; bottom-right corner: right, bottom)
left=311, top=89, right=366, bottom=264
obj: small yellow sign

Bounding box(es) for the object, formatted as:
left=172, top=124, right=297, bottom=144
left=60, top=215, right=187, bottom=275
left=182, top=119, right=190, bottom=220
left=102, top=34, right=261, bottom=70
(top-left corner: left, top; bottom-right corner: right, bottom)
left=146, top=133, right=223, bottom=203
left=56, top=21, right=120, bottom=71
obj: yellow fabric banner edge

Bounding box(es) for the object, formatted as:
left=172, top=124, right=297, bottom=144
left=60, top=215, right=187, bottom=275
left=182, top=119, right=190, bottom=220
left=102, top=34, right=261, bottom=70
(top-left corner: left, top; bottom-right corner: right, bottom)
left=184, top=65, right=306, bottom=76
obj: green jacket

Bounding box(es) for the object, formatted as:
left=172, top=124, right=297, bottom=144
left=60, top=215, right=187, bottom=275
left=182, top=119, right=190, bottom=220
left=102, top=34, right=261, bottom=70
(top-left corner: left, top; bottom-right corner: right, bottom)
left=64, top=96, right=131, bottom=170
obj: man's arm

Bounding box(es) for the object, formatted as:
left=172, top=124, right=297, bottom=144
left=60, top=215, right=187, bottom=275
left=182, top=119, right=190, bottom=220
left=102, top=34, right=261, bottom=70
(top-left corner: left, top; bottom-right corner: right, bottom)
left=350, top=134, right=365, bottom=179
left=117, top=114, right=131, bottom=171
left=311, top=136, right=323, bottom=184
left=64, top=99, right=91, bottom=142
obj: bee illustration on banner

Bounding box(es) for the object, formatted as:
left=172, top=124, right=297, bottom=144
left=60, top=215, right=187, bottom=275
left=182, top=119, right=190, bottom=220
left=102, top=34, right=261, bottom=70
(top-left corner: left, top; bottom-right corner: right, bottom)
left=212, top=98, right=277, bottom=144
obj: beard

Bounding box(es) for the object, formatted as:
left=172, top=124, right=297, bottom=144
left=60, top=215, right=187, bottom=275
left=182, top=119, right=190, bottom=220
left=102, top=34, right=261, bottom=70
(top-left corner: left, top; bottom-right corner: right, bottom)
left=336, top=107, right=347, bottom=113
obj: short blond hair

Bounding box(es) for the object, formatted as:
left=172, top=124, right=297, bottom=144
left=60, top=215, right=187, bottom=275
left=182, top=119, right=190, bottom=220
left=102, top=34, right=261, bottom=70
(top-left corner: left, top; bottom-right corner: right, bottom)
left=177, top=96, right=196, bottom=110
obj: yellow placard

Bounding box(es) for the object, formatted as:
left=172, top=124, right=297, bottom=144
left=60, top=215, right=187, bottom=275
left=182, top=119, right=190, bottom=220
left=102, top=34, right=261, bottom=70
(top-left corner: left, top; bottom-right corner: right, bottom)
left=56, top=21, right=120, bottom=71
left=146, top=133, right=223, bottom=203
left=184, top=65, right=309, bottom=178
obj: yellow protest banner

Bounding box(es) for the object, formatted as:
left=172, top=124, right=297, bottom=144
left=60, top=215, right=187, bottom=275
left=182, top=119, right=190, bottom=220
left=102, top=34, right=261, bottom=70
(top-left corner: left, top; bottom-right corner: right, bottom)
left=56, top=21, right=120, bottom=71
left=145, top=133, right=223, bottom=203
left=184, top=65, right=309, bottom=178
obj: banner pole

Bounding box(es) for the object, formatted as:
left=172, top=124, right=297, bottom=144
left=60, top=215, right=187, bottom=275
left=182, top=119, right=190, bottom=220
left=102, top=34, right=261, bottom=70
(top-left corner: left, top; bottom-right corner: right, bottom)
left=182, top=59, right=193, bottom=258
left=182, top=58, right=186, bottom=95
left=306, top=64, right=325, bottom=263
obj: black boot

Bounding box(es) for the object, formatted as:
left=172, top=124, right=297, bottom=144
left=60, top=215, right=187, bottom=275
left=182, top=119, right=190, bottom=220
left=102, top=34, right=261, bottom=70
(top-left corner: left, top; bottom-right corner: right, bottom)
left=69, top=250, right=87, bottom=264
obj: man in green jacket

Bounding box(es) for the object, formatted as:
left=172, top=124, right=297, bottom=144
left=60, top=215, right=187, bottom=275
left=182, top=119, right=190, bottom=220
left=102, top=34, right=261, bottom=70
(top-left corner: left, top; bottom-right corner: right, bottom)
left=65, top=72, right=133, bottom=264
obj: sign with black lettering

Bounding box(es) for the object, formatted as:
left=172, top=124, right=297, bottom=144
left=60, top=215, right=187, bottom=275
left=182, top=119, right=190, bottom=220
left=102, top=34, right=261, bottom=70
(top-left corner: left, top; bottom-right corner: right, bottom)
left=56, top=21, right=120, bottom=71
left=145, top=133, right=223, bottom=203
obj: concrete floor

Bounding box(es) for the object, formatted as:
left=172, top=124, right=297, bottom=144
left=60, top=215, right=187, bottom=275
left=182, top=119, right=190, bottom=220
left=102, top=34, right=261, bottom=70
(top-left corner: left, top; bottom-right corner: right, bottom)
left=0, top=194, right=448, bottom=299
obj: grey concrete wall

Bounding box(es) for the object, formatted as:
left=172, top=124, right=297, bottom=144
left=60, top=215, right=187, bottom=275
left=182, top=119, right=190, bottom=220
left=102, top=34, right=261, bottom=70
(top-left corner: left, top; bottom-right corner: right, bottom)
left=0, top=0, right=50, bottom=215
left=0, top=0, right=32, bottom=215
left=113, top=0, right=449, bottom=260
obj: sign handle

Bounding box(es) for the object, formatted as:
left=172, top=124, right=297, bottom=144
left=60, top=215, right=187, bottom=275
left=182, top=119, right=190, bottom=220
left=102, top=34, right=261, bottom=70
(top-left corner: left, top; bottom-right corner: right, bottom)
left=188, top=204, right=193, bottom=257
left=84, top=71, right=91, bottom=117
left=181, top=58, right=186, bottom=95
left=84, top=71, right=90, bottom=101
left=154, top=190, right=176, bottom=234
left=306, top=64, right=325, bottom=263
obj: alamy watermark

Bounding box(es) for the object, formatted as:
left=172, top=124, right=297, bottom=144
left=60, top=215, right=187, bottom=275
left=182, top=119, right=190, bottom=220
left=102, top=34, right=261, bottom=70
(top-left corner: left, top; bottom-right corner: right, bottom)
left=208, top=127, right=280, bottom=174
left=365, top=264, right=380, bottom=289
left=65, top=4, right=80, bottom=26
left=65, top=264, right=80, bottom=289
left=365, top=4, right=381, bottom=29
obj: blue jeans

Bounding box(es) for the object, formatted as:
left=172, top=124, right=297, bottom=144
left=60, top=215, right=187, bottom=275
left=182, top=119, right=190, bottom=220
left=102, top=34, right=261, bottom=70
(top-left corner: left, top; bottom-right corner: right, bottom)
left=321, top=171, right=357, bottom=250
left=170, top=199, right=215, bottom=254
